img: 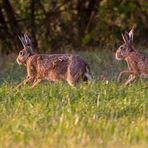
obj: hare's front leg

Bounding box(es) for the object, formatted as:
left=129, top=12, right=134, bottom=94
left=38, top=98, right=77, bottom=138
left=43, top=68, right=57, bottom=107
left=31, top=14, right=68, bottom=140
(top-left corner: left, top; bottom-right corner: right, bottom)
left=16, top=77, right=28, bottom=89
left=16, top=76, right=35, bottom=89
left=30, top=78, right=42, bottom=89
left=16, top=64, right=36, bottom=89
left=124, top=74, right=136, bottom=86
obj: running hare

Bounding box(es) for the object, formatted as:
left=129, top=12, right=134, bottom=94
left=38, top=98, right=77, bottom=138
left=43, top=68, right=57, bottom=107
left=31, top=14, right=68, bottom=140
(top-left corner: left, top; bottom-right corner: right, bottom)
left=115, top=27, right=148, bottom=86
left=16, top=33, right=92, bottom=89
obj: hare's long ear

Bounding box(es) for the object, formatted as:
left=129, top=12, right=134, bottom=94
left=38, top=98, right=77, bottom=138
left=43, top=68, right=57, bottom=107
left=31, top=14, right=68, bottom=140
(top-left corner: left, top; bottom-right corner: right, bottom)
left=24, top=33, right=32, bottom=47
left=18, top=35, right=26, bottom=48
left=121, top=31, right=129, bottom=44
left=24, top=33, right=33, bottom=53
left=128, top=26, right=135, bottom=43
left=19, top=33, right=33, bottom=53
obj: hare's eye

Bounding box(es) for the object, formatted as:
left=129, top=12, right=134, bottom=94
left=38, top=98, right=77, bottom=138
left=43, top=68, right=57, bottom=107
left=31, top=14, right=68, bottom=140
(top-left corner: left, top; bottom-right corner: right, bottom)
left=19, top=51, right=23, bottom=56
left=120, top=46, right=124, bottom=50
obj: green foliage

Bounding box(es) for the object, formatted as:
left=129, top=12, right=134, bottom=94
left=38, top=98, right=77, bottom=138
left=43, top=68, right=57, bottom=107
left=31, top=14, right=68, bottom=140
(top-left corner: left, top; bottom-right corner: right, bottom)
left=82, top=34, right=92, bottom=45
left=0, top=51, right=148, bottom=147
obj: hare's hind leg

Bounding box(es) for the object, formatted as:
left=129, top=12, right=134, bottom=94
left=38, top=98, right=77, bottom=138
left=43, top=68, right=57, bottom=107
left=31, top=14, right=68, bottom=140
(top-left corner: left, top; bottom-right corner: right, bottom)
left=67, top=72, right=91, bottom=86
left=67, top=79, right=76, bottom=87
left=67, top=72, right=78, bottom=86
left=84, top=72, right=92, bottom=81
left=66, top=67, right=77, bottom=87
left=124, top=74, right=136, bottom=86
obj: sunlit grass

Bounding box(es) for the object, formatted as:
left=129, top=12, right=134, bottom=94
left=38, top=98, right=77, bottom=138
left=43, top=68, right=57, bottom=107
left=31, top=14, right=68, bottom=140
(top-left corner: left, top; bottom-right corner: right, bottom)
left=0, top=51, right=148, bottom=148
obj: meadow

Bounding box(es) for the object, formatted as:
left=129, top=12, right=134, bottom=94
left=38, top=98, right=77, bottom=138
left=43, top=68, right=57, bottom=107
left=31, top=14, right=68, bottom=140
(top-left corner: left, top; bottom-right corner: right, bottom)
left=0, top=50, right=148, bottom=148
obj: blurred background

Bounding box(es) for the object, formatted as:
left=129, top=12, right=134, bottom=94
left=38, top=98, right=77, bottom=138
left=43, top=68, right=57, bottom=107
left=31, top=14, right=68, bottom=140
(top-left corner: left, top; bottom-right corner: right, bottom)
left=0, top=0, right=148, bottom=54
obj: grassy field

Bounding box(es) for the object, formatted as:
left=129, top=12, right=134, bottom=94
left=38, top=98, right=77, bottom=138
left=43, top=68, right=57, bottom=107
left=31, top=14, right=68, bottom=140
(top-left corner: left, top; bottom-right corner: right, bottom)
left=0, top=50, right=148, bottom=148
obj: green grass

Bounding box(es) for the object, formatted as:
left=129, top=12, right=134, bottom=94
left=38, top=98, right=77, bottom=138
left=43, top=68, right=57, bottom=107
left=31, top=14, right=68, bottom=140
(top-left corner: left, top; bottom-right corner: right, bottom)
left=0, top=51, right=148, bottom=148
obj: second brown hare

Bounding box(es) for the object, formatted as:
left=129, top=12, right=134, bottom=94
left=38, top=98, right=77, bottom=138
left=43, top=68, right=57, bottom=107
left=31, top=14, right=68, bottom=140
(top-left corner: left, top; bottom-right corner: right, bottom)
left=115, top=27, right=148, bottom=86
left=16, top=33, right=92, bottom=89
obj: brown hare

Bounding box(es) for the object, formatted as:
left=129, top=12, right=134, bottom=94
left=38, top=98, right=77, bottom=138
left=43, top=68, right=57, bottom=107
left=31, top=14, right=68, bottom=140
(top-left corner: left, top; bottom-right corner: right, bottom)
left=115, top=27, right=148, bottom=86
left=16, top=33, right=92, bottom=89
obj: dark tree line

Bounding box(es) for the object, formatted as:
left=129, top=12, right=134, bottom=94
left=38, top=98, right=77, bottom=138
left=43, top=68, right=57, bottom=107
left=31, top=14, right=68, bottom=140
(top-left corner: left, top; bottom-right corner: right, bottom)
left=0, top=0, right=148, bottom=54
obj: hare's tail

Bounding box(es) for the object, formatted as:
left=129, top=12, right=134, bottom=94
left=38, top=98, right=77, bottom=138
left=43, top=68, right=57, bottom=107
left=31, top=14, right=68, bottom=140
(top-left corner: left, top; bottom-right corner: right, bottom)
left=84, top=65, right=93, bottom=81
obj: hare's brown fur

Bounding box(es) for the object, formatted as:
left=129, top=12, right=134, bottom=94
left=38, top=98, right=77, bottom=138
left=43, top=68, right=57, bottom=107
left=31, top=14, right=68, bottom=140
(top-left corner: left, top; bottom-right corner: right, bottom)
left=16, top=34, right=92, bottom=89
left=115, top=27, right=148, bottom=86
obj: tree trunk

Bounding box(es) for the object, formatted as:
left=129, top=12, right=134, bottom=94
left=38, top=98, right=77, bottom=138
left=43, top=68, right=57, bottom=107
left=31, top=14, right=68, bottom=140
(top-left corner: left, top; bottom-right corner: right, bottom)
left=0, top=6, right=11, bottom=53
left=77, top=0, right=100, bottom=36
left=2, top=0, right=20, bottom=52
left=30, top=0, right=38, bottom=50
